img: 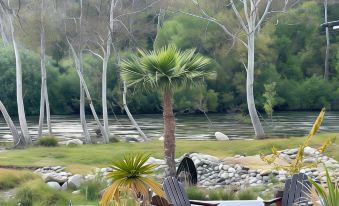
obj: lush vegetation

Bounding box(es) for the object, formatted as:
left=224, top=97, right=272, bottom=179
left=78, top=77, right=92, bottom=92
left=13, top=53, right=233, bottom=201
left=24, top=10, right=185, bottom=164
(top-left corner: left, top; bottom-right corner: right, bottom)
left=1, top=1, right=339, bottom=117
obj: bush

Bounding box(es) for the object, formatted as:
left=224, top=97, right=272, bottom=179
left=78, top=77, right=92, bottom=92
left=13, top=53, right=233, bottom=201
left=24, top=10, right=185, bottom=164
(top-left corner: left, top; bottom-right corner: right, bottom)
left=15, top=180, right=68, bottom=206
left=16, top=186, right=33, bottom=206
left=36, top=136, right=58, bottom=147
left=208, top=188, right=236, bottom=200
left=237, top=189, right=256, bottom=200
left=185, top=186, right=207, bottom=200
left=80, top=177, right=106, bottom=200
left=0, top=169, right=37, bottom=190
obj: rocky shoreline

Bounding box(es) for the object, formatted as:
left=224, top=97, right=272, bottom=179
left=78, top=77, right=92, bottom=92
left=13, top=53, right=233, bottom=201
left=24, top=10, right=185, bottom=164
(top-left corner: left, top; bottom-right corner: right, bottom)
left=34, top=147, right=339, bottom=192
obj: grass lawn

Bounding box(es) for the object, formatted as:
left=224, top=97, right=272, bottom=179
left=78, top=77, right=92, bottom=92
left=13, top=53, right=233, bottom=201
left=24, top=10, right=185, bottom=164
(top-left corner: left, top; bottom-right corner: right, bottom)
left=0, top=133, right=337, bottom=173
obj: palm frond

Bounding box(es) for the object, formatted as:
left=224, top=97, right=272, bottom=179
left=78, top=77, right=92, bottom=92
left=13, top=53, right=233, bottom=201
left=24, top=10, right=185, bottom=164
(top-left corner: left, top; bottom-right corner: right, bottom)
left=120, top=44, right=212, bottom=93
left=100, top=153, right=165, bottom=206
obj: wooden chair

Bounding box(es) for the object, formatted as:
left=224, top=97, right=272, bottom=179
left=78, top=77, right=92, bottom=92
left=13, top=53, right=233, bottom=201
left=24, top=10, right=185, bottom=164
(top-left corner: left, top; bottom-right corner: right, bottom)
left=264, top=173, right=312, bottom=206
left=162, top=176, right=219, bottom=206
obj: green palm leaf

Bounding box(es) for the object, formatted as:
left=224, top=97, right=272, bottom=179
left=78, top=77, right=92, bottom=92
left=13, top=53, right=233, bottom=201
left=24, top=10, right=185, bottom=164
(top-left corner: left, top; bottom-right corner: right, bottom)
left=100, top=153, right=165, bottom=206
left=120, top=44, right=212, bottom=93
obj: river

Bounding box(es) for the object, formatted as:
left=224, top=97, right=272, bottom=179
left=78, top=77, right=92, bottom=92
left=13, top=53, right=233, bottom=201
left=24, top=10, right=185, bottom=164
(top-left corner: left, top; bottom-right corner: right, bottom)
left=0, top=111, right=338, bottom=143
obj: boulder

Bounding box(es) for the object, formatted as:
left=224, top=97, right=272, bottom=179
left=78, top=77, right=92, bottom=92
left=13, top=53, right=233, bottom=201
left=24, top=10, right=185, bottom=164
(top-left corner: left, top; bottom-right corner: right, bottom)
left=158, top=136, right=164, bottom=141
left=47, top=181, right=61, bottom=190
left=68, top=174, right=84, bottom=189
left=66, top=139, right=83, bottom=146
left=42, top=173, right=68, bottom=183
left=61, top=182, right=68, bottom=190
left=214, top=132, right=229, bottom=141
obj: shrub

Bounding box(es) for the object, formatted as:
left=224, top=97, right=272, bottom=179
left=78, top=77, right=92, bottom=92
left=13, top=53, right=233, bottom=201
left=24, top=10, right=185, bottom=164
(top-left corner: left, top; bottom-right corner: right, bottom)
left=16, top=186, right=33, bottom=206
left=208, top=188, right=236, bottom=200
left=36, top=136, right=58, bottom=147
left=15, top=180, right=68, bottom=206
left=237, top=189, right=256, bottom=200
left=0, top=169, right=37, bottom=190
left=80, top=177, right=106, bottom=200
left=185, top=186, right=207, bottom=200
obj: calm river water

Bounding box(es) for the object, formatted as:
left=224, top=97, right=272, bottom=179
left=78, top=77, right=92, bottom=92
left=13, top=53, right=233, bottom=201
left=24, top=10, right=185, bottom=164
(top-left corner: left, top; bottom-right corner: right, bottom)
left=0, top=111, right=339, bottom=142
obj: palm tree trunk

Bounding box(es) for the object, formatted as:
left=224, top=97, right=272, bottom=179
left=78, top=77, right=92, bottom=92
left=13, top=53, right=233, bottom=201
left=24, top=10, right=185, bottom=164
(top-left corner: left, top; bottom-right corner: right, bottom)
left=0, top=101, right=26, bottom=148
left=163, top=89, right=176, bottom=176
left=123, top=81, right=148, bottom=141
left=9, top=15, right=31, bottom=144
left=247, top=31, right=265, bottom=138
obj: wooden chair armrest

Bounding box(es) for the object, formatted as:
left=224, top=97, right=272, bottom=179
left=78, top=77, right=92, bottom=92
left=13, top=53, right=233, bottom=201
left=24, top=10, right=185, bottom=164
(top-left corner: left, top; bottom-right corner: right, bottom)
left=189, top=200, right=219, bottom=206
left=263, top=197, right=282, bottom=206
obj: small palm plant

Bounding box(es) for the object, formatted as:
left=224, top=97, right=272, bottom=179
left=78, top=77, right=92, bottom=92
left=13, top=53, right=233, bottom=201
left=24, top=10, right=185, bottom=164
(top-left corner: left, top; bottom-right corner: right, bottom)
left=121, top=45, right=212, bottom=176
left=100, top=153, right=165, bottom=206
left=308, top=167, right=339, bottom=206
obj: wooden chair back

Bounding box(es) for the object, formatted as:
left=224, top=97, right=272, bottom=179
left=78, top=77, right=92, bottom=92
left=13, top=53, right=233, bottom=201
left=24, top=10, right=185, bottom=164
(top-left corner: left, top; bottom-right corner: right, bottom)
left=282, top=173, right=312, bottom=206
left=163, top=176, right=191, bottom=206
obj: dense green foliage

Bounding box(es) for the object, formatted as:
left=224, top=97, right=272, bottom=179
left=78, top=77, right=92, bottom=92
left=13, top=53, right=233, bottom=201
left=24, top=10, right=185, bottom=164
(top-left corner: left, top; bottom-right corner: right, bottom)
left=36, top=136, right=59, bottom=147
left=1, top=1, right=339, bottom=116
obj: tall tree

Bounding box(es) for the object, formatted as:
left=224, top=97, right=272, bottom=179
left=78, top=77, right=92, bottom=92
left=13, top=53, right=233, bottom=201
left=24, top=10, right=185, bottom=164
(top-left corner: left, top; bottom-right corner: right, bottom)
left=121, top=45, right=211, bottom=176
left=0, top=1, right=32, bottom=144
left=38, top=0, right=52, bottom=137
left=0, top=101, right=26, bottom=148
left=182, top=0, right=294, bottom=138
left=323, top=0, right=329, bottom=80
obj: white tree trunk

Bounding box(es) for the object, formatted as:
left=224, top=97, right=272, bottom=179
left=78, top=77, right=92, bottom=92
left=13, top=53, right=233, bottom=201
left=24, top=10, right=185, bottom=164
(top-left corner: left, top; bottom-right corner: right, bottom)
left=79, top=51, right=91, bottom=144
left=68, top=41, right=109, bottom=143
left=324, top=0, right=329, bottom=81
left=0, top=101, right=26, bottom=148
left=0, top=14, right=8, bottom=43
left=38, top=24, right=46, bottom=137
left=45, top=84, right=52, bottom=135
left=101, top=0, right=115, bottom=139
left=246, top=3, right=265, bottom=138
left=9, top=15, right=31, bottom=144
left=123, top=81, right=148, bottom=141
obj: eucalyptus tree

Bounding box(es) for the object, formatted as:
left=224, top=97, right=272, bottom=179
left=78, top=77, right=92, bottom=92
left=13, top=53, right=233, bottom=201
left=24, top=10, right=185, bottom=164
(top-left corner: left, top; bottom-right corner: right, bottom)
left=0, top=0, right=31, bottom=144
left=0, top=101, right=26, bottom=148
left=180, top=0, right=296, bottom=138
left=63, top=0, right=91, bottom=143
left=38, top=0, right=52, bottom=137
left=120, top=45, right=212, bottom=176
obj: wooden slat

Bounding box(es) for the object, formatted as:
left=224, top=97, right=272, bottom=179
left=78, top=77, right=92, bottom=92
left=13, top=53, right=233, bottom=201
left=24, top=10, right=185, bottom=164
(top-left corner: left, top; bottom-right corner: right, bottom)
left=287, top=174, right=299, bottom=205
left=293, top=173, right=306, bottom=204
left=164, top=178, right=180, bottom=206
left=282, top=178, right=292, bottom=206
left=172, top=177, right=190, bottom=206
left=163, top=177, right=191, bottom=206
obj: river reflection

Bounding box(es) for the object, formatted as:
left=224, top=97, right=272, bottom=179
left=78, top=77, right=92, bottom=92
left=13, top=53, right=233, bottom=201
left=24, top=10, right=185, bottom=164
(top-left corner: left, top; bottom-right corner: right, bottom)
left=0, top=111, right=338, bottom=142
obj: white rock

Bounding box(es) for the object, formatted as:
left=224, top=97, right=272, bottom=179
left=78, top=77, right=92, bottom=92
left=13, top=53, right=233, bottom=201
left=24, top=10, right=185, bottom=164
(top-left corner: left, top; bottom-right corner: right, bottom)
left=66, top=139, right=83, bottom=146
left=228, top=168, right=236, bottom=173
left=61, top=182, right=68, bottom=190
left=158, top=136, right=164, bottom=141
left=68, top=174, right=84, bottom=189
left=215, top=132, right=229, bottom=141
left=72, top=190, right=81, bottom=195
left=47, top=182, right=61, bottom=190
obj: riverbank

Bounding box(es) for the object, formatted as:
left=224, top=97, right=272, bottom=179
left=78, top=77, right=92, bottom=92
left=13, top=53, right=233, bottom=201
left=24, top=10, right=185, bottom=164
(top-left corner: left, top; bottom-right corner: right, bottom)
left=0, top=133, right=337, bottom=173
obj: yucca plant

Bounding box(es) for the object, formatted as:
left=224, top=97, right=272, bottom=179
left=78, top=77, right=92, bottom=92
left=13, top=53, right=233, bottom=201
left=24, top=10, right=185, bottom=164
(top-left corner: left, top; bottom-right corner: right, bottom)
left=308, top=167, right=339, bottom=206
left=100, top=153, right=165, bottom=206
left=120, top=45, right=212, bottom=176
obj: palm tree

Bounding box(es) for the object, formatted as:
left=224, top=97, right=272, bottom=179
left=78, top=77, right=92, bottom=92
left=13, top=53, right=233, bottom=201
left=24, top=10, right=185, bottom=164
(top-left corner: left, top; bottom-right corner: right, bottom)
left=120, top=45, right=212, bottom=176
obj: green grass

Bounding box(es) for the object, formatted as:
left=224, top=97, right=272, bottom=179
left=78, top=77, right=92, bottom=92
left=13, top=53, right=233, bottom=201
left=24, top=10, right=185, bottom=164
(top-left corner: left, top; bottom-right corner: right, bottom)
left=0, top=169, right=38, bottom=190
left=0, top=133, right=337, bottom=172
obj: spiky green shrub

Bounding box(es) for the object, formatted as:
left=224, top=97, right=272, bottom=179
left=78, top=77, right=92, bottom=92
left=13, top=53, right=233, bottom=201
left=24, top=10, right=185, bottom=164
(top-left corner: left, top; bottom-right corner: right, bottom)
left=309, top=167, right=339, bottom=206
left=208, top=188, right=236, bottom=200
left=100, top=153, right=165, bottom=206
left=36, top=136, right=58, bottom=147
left=185, top=186, right=207, bottom=200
